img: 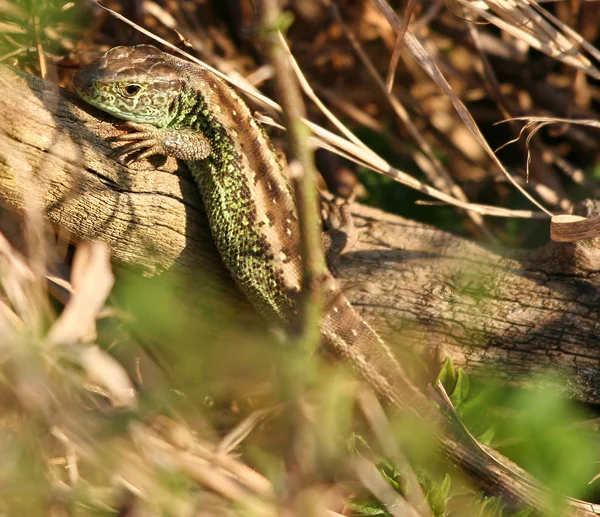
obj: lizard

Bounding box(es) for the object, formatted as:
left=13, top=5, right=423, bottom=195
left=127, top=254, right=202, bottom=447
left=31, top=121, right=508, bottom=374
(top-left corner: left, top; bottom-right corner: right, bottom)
left=72, top=44, right=423, bottom=409
left=72, top=45, right=548, bottom=510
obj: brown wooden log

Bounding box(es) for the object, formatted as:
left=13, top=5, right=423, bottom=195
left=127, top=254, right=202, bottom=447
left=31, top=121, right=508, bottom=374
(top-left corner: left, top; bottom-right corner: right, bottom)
left=1, top=65, right=599, bottom=407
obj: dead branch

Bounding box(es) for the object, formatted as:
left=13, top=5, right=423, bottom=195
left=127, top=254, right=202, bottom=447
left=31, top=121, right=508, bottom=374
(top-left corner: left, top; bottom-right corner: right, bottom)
left=1, top=65, right=599, bottom=408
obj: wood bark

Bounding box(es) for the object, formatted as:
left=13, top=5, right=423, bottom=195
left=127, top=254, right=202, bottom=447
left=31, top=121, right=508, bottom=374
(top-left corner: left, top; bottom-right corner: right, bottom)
left=1, top=65, right=599, bottom=407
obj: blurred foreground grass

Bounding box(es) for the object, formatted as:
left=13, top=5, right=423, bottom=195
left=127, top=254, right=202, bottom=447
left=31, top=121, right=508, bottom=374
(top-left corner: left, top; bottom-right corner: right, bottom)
left=0, top=235, right=598, bottom=516
left=1, top=0, right=600, bottom=514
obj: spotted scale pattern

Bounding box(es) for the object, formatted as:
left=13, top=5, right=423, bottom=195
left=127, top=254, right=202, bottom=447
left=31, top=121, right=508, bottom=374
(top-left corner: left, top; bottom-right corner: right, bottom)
left=73, top=46, right=423, bottom=409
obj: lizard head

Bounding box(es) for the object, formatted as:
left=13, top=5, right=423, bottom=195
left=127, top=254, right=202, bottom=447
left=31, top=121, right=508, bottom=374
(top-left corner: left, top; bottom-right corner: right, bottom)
left=73, top=45, right=181, bottom=127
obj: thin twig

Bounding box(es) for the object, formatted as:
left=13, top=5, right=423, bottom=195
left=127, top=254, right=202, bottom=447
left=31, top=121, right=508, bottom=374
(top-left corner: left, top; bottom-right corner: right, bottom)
left=385, top=0, right=416, bottom=92
left=330, top=1, right=494, bottom=239
left=258, top=0, right=326, bottom=351
left=366, top=0, right=553, bottom=216
left=90, top=0, right=547, bottom=221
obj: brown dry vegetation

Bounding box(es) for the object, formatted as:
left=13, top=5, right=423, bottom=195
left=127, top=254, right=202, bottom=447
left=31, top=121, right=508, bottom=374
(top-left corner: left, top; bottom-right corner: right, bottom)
left=1, top=0, right=600, bottom=515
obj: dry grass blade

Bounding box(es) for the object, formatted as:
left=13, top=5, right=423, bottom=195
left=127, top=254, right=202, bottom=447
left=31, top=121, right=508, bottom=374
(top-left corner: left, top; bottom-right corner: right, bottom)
left=367, top=0, right=552, bottom=216
left=353, top=456, right=424, bottom=517
left=458, top=0, right=600, bottom=79
left=357, top=387, right=433, bottom=517
left=530, top=0, right=600, bottom=65
left=50, top=426, right=80, bottom=485
left=0, top=296, right=24, bottom=343
left=153, top=415, right=276, bottom=499
left=34, top=241, right=135, bottom=407
left=491, top=173, right=569, bottom=211
left=78, top=345, right=136, bottom=408
left=45, top=241, right=114, bottom=347
left=499, top=116, right=600, bottom=196
left=0, top=233, right=38, bottom=347
left=217, top=406, right=281, bottom=455
left=130, top=421, right=276, bottom=514
left=506, top=116, right=600, bottom=131
left=0, top=0, right=25, bottom=19
left=277, top=31, right=377, bottom=159
left=329, top=2, right=492, bottom=238
left=0, top=232, right=44, bottom=322
left=307, top=119, right=547, bottom=218
left=91, top=0, right=545, bottom=221
left=385, top=0, right=416, bottom=92
left=411, top=200, right=545, bottom=217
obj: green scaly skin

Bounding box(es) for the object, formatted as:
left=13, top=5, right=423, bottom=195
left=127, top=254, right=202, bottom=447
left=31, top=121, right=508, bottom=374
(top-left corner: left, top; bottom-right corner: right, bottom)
left=73, top=44, right=425, bottom=410
left=75, top=45, right=298, bottom=323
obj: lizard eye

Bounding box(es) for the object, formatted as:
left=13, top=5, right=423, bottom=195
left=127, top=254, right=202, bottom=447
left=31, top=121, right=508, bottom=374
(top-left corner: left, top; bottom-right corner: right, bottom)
left=123, top=84, right=142, bottom=97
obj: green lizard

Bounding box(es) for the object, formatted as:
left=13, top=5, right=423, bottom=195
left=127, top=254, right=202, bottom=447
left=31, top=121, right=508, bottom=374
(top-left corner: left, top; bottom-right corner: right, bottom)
left=72, top=45, right=552, bottom=509
left=73, top=44, right=421, bottom=407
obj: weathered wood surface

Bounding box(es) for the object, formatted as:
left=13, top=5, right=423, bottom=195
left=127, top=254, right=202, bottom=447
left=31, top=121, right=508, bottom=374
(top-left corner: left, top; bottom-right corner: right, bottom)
left=1, top=65, right=599, bottom=403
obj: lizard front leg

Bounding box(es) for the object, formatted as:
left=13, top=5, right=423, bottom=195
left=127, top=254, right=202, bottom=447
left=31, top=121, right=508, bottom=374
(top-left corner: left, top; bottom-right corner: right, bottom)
left=114, top=122, right=212, bottom=162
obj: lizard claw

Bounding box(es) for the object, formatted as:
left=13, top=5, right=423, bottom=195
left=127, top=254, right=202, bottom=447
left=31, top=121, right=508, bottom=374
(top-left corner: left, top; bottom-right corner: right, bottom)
left=115, top=141, right=164, bottom=163
left=114, top=151, right=128, bottom=165
left=111, top=121, right=212, bottom=162
left=111, top=140, right=152, bottom=162
left=122, top=121, right=154, bottom=132
left=112, top=123, right=165, bottom=162
left=114, top=131, right=155, bottom=142
left=133, top=145, right=164, bottom=161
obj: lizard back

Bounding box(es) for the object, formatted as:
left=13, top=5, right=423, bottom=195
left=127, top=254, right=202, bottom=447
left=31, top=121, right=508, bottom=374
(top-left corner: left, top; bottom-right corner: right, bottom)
left=74, top=45, right=422, bottom=406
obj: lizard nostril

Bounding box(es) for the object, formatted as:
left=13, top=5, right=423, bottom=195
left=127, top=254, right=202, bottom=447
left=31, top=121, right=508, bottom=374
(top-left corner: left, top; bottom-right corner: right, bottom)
left=72, top=70, right=88, bottom=94
left=72, top=64, right=99, bottom=96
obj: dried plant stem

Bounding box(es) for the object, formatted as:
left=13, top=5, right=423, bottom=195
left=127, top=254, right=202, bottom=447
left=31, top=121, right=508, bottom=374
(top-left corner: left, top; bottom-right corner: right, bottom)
left=258, top=0, right=326, bottom=351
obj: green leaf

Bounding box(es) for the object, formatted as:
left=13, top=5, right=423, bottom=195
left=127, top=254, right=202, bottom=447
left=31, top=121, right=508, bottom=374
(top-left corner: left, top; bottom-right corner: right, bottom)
left=426, top=474, right=452, bottom=516
left=475, top=426, right=495, bottom=446
left=346, top=500, right=388, bottom=515
left=436, top=357, right=457, bottom=391
left=449, top=368, right=470, bottom=407
left=479, top=495, right=504, bottom=517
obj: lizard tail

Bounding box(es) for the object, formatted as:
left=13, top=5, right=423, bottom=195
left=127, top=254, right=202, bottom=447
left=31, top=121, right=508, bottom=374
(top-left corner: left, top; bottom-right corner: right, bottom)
left=320, top=292, right=429, bottom=415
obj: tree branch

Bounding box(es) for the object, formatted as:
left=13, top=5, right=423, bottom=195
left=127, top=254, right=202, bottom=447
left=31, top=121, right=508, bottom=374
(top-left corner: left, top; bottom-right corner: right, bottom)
left=1, top=65, right=599, bottom=407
